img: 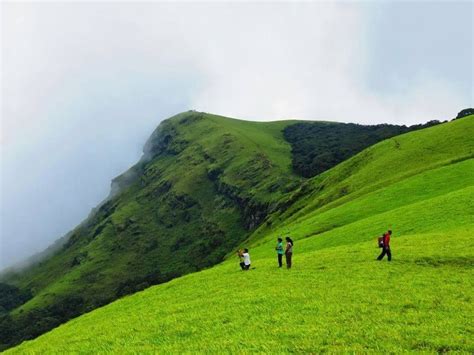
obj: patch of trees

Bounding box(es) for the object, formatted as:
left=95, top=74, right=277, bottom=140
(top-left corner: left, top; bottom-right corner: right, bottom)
left=0, top=283, right=32, bottom=314
left=0, top=269, right=190, bottom=351
left=283, top=120, right=441, bottom=178
left=0, top=295, right=87, bottom=351
left=455, top=108, right=474, bottom=120
left=115, top=271, right=179, bottom=298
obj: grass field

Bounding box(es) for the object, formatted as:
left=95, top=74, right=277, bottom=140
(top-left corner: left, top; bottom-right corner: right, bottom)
left=7, top=116, right=474, bottom=353
left=7, top=226, right=473, bottom=353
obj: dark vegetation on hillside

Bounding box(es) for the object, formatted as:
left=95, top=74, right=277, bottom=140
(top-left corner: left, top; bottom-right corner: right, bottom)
left=455, top=108, right=474, bottom=120
left=284, top=120, right=441, bottom=177
left=0, top=284, right=32, bottom=313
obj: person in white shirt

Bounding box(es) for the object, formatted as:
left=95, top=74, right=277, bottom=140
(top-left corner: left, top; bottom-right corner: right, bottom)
left=242, top=248, right=251, bottom=270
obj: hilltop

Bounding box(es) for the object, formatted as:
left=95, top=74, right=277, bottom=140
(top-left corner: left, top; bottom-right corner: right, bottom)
left=1, top=111, right=471, bottom=351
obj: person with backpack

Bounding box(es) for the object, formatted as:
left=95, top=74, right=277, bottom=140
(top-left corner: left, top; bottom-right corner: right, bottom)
left=377, top=230, right=392, bottom=261
left=285, top=237, right=294, bottom=269
left=242, top=248, right=251, bottom=270
left=275, top=237, right=284, bottom=267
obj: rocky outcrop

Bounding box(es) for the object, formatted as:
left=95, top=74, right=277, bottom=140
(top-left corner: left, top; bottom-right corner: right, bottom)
left=207, top=169, right=269, bottom=230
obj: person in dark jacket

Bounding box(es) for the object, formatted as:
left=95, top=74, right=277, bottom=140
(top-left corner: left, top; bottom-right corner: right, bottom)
left=377, top=230, right=392, bottom=261
left=285, top=237, right=294, bottom=269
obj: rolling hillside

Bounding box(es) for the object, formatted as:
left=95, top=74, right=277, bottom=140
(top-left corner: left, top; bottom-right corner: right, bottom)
left=0, top=111, right=426, bottom=350
left=0, top=112, right=299, bottom=349
left=6, top=115, right=473, bottom=353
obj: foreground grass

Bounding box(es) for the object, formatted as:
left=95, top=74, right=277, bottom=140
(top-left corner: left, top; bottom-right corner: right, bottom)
left=9, top=230, right=473, bottom=353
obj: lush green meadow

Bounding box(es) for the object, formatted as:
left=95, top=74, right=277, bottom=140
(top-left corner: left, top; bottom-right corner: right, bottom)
left=8, top=116, right=474, bottom=353
left=8, top=227, right=473, bottom=353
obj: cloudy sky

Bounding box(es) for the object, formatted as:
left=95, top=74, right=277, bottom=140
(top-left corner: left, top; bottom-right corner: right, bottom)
left=1, top=1, right=472, bottom=269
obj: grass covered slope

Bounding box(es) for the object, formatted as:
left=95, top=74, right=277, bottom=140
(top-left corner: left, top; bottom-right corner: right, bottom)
left=8, top=228, right=473, bottom=353
left=283, top=119, right=440, bottom=177
left=0, top=112, right=303, bottom=349
left=251, top=114, right=474, bottom=246
left=9, top=116, right=474, bottom=353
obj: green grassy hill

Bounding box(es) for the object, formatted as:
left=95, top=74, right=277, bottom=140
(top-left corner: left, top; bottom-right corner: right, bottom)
left=7, top=115, right=473, bottom=353
left=0, top=112, right=301, bottom=349
left=1, top=111, right=424, bottom=350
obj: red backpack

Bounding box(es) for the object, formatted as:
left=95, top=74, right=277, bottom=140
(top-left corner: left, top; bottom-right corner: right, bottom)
left=377, top=235, right=384, bottom=248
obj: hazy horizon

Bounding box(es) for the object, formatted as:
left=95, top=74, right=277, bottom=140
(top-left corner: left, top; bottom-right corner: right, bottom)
left=1, top=1, right=473, bottom=270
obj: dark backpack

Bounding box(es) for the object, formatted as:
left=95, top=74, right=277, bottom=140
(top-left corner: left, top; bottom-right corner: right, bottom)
left=378, top=236, right=384, bottom=248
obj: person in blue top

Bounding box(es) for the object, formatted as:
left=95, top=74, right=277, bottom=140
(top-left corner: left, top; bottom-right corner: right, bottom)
left=275, top=237, right=284, bottom=267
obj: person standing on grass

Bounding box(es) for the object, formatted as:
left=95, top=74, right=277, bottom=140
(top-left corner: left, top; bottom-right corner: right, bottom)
left=275, top=237, right=284, bottom=267
left=242, top=248, right=251, bottom=270
left=377, top=230, right=392, bottom=261
left=285, top=237, right=294, bottom=269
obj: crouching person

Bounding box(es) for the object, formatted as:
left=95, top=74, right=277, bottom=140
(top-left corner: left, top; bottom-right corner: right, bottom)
left=242, top=249, right=251, bottom=270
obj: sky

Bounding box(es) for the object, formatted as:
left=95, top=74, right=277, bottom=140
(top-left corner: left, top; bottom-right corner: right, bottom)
left=1, top=1, right=473, bottom=270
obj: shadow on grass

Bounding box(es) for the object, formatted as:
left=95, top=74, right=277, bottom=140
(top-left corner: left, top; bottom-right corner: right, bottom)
left=403, top=256, right=474, bottom=268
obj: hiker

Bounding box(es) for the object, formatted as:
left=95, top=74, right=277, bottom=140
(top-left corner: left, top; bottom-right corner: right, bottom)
left=237, top=249, right=245, bottom=270
left=275, top=237, right=284, bottom=267
left=377, top=230, right=392, bottom=261
left=285, top=237, right=294, bottom=269
left=242, top=248, right=251, bottom=270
